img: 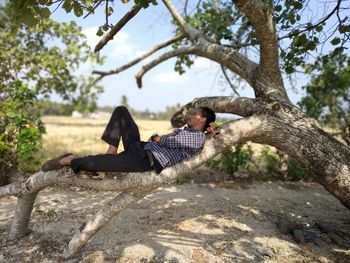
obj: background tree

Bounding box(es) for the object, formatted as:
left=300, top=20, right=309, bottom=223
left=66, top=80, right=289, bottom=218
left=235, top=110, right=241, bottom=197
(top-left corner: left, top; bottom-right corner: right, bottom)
left=299, top=53, right=350, bottom=145
left=0, top=3, right=103, bottom=185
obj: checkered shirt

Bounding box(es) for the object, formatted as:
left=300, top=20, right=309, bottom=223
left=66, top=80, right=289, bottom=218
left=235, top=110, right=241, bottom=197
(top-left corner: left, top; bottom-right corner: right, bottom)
left=143, top=126, right=206, bottom=169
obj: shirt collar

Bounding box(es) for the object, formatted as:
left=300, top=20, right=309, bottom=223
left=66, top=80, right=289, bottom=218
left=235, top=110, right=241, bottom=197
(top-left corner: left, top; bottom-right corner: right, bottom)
left=184, top=126, right=202, bottom=132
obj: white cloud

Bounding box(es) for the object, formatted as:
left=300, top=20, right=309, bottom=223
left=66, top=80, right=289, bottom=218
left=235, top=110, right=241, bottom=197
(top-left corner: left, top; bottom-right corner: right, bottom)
left=193, top=57, right=212, bottom=69
left=111, top=44, right=136, bottom=57
left=151, top=72, right=188, bottom=83
left=135, top=50, right=147, bottom=57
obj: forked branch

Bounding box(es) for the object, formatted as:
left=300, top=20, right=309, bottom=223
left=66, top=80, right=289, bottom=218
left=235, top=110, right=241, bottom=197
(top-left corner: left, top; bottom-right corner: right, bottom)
left=93, top=34, right=185, bottom=77
left=135, top=46, right=198, bottom=88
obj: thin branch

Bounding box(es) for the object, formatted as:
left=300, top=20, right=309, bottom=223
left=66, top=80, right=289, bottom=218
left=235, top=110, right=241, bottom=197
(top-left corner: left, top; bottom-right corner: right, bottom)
left=105, top=0, right=109, bottom=26
left=184, top=0, right=189, bottom=16
left=221, top=65, right=240, bottom=96
left=93, top=34, right=185, bottom=76
left=94, top=4, right=142, bottom=52
left=135, top=46, right=198, bottom=88
left=162, top=0, right=208, bottom=42
left=278, top=0, right=342, bottom=41
left=83, top=0, right=104, bottom=19
left=196, top=0, right=202, bottom=12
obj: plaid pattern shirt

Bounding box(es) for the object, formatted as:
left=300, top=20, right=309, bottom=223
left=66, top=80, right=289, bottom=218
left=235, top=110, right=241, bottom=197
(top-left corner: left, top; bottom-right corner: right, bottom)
left=143, top=126, right=206, bottom=169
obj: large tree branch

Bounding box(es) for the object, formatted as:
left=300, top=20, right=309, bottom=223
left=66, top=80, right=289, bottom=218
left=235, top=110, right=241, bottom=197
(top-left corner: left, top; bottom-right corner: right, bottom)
left=94, top=4, right=142, bottom=52
left=93, top=34, right=185, bottom=77
left=196, top=41, right=257, bottom=87
left=135, top=46, right=198, bottom=88
left=162, top=0, right=258, bottom=89
left=0, top=115, right=269, bottom=200
left=64, top=191, right=139, bottom=257
left=232, top=1, right=280, bottom=77
left=170, top=96, right=260, bottom=127
left=232, top=0, right=288, bottom=100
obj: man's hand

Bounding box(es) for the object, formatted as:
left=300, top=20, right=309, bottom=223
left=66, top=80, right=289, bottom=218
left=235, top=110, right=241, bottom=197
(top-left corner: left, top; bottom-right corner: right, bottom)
left=151, top=134, right=161, bottom=143
left=206, top=122, right=217, bottom=134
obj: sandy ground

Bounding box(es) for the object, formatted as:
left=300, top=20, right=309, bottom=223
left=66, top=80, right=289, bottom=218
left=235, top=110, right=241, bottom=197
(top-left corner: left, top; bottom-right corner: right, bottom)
left=1, top=178, right=350, bottom=263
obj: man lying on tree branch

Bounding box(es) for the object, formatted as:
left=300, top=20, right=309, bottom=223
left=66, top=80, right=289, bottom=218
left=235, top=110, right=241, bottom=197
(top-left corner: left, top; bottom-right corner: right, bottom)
left=41, top=106, right=217, bottom=175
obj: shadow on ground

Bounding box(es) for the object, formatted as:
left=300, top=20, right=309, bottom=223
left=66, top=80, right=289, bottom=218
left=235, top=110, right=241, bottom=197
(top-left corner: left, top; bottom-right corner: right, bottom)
left=1, top=178, right=350, bottom=263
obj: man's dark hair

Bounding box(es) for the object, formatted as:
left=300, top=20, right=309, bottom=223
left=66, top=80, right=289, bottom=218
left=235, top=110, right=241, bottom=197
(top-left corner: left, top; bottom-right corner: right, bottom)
left=199, top=106, right=216, bottom=131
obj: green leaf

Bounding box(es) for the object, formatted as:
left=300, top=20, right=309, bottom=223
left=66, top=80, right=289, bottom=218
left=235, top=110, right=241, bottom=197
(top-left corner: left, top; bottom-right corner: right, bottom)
left=274, top=5, right=282, bottom=12
left=331, top=37, right=341, bottom=45
left=293, top=2, right=303, bottom=9
left=62, top=0, right=73, bottom=13
left=38, top=7, right=51, bottom=18
left=315, top=25, right=323, bottom=32
left=73, top=3, right=83, bottom=17
left=96, top=27, right=103, bottom=36
left=106, top=6, right=113, bottom=16
left=339, top=25, right=350, bottom=33
left=285, top=66, right=295, bottom=74
left=19, top=10, right=38, bottom=27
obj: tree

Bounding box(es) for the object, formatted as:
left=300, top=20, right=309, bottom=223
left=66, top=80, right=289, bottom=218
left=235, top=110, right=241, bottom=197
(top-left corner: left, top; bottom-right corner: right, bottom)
left=1, top=0, right=350, bottom=258
left=299, top=53, right=350, bottom=145
left=0, top=3, right=103, bottom=184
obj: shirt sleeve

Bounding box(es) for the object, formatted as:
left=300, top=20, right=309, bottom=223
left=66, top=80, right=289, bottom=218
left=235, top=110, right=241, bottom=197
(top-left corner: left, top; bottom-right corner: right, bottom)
left=160, top=130, right=205, bottom=149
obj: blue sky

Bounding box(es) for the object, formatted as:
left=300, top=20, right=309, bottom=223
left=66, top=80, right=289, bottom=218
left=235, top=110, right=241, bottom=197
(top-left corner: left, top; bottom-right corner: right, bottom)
left=48, top=0, right=321, bottom=112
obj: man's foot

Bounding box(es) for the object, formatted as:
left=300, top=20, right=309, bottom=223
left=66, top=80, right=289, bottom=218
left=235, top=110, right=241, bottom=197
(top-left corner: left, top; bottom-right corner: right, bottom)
left=41, top=153, right=74, bottom=172
left=105, top=145, right=117, bottom=155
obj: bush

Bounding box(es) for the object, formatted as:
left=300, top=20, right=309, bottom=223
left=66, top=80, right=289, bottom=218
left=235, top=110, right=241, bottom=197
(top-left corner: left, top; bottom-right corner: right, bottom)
left=206, top=142, right=253, bottom=177
left=287, top=157, right=309, bottom=181
left=0, top=80, right=45, bottom=184
left=259, top=146, right=280, bottom=176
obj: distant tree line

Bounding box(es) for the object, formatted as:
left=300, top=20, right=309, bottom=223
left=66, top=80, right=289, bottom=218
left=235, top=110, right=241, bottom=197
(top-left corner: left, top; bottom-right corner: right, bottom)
left=38, top=95, right=183, bottom=121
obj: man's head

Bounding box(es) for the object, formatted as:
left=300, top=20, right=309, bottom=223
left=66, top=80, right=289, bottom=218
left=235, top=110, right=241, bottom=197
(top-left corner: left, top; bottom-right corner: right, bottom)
left=186, top=106, right=216, bottom=132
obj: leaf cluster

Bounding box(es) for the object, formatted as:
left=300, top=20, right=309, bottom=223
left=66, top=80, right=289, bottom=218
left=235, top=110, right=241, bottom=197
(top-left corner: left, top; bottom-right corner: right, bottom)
left=173, top=0, right=350, bottom=77
left=298, top=52, right=350, bottom=144
left=0, top=80, right=44, bottom=177
left=9, top=0, right=157, bottom=37
left=1, top=5, right=103, bottom=106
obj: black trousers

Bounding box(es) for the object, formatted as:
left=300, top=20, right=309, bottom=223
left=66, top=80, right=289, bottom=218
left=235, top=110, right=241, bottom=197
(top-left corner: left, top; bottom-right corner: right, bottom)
left=70, top=106, right=154, bottom=174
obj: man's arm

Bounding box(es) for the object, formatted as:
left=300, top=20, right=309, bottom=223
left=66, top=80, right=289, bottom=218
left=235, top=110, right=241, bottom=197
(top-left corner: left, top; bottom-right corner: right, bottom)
left=154, top=130, right=205, bottom=149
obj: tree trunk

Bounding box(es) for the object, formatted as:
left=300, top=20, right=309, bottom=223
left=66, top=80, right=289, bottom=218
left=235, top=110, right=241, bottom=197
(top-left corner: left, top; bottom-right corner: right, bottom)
left=10, top=191, right=38, bottom=239
left=254, top=103, right=350, bottom=208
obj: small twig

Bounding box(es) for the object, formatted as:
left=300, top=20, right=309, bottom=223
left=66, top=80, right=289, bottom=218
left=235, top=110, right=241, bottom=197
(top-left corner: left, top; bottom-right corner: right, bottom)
left=221, top=65, right=240, bottom=96
left=105, top=0, right=109, bottom=26
left=184, top=0, right=189, bottom=16
left=83, top=0, right=104, bottom=19
left=52, top=0, right=64, bottom=14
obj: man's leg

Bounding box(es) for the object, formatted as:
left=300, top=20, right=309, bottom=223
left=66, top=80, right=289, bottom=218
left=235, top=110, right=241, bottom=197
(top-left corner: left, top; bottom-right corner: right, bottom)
left=67, top=143, right=151, bottom=174
left=101, top=106, right=140, bottom=154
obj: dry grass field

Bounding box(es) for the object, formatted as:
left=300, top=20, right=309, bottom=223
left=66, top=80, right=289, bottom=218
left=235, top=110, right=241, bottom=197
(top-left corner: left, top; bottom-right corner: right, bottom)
left=38, top=116, right=174, bottom=163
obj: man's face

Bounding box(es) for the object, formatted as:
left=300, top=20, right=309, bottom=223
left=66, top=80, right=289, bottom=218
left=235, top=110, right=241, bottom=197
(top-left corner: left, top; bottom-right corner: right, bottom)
left=186, top=109, right=205, bottom=128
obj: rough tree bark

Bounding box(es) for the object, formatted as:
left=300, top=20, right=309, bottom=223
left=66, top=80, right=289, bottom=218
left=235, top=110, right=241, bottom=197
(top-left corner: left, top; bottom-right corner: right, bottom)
left=1, top=0, right=349, bottom=257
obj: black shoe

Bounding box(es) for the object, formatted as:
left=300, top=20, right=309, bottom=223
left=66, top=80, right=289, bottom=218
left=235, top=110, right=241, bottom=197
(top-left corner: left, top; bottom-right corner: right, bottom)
left=41, top=153, right=73, bottom=172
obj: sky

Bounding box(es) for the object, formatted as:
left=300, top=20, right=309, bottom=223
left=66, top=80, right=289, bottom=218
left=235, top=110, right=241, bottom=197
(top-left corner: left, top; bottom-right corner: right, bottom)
left=47, top=0, right=320, bottom=112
